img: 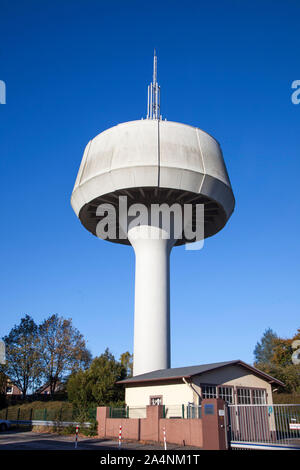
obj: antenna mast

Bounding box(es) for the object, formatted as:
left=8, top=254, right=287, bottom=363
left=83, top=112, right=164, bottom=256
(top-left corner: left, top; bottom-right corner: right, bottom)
left=147, top=49, right=161, bottom=120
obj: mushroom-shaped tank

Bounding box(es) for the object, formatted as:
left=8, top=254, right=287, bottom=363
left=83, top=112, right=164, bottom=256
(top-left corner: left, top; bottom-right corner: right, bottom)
left=71, top=119, right=235, bottom=244
left=71, top=119, right=235, bottom=376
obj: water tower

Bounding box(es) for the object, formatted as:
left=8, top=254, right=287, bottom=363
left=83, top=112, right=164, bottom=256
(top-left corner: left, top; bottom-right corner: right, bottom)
left=71, top=52, right=235, bottom=376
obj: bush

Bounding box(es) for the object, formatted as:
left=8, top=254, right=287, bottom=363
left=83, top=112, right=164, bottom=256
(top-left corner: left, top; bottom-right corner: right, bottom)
left=80, top=420, right=98, bottom=437
left=55, top=425, right=76, bottom=435
left=67, top=349, right=127, bottom=410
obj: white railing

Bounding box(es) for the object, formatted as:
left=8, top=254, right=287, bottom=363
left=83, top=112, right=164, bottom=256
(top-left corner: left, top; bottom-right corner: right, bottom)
left=8, top=419, right=92, bottom=428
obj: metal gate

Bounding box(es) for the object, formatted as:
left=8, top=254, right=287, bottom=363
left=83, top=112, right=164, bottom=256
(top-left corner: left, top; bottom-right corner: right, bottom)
left=227, top=404, right=300, bottom=450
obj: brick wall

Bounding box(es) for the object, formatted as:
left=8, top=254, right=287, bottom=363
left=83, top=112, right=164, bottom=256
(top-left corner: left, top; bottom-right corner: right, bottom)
left=96, top=399, right=227, bottom=449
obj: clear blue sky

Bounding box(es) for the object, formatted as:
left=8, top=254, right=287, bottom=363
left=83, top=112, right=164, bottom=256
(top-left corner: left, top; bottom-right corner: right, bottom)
left=1, top=0, right=299, bottom=367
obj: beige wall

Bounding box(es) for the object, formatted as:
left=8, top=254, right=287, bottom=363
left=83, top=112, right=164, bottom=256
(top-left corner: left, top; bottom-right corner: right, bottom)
left=125, top=381, right=193, bottom=408
left=125, top=365, right=274, bottom=407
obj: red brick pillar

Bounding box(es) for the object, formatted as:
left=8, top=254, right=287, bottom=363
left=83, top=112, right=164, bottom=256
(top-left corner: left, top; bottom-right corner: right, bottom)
left=97, top=406, right=110, bottom=438
left=140, top=405, right=164, bottom=443
left=201, top=399, right=227, bottom=450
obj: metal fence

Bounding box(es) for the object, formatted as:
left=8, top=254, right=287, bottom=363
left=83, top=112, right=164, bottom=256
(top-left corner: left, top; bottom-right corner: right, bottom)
left=164, top=405, right=184, bottom=419
left=164, top=404, right=201, bottom=419
left=108, top=405, right=201, bottom=419
left=186, top=404, right=202, bottom=419
left=109, top=407, right=147, bottom=418
left=228, top=404, right=300, bottom=450
left=128, top=407, right=147, bottom=419
left=0, top=406, right=97, bottom=425
left=109, top=407, right=128, bottom=418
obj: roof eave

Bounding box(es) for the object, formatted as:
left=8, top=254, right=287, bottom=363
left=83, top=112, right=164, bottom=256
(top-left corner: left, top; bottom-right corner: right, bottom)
left=116, top=375, right=192, bottom=385
left=117, top=360, right=285, bottom=388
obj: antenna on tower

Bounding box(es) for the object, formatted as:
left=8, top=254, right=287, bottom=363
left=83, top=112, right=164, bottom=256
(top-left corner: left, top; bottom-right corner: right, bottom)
left=147, top=49, right=161, bottom=120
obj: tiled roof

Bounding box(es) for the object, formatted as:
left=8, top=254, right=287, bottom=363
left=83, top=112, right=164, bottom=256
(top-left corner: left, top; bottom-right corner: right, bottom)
left=117, top=360, right=284, bottom=386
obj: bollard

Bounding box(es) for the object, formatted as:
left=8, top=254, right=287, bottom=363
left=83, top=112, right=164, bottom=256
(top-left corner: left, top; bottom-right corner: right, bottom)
left=118, top=425, right=122, bottom=449
left=163, top=427, right=167, bottom=450
left=75, top=424, right=79, bottom=449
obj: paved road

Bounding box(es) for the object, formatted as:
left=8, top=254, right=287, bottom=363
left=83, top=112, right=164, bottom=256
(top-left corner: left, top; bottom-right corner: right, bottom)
left=0, top=430, right=199, bottom=451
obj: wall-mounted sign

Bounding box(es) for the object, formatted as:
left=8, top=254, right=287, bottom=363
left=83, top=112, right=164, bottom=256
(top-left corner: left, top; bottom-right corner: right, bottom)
left=204, top=404, right=214, bottom=415
left=289, top=423, right=300, bottom=430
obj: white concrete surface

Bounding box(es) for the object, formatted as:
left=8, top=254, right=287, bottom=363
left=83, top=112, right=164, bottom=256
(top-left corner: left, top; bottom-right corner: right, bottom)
left=71, top=119, right=235, bottom=223
left=128, top=224, right=175, bottom=376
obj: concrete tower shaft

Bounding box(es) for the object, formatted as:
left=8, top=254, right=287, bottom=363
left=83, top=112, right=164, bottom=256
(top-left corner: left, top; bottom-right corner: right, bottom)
left=128, top=224, right=175, bottom=376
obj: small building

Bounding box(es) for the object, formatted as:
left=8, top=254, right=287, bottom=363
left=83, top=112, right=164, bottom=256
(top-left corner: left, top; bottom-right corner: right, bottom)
left=35, top=382, right=64, bottom=395
left=118, top=360, right=283, bottom=416
left=5, top=378, right=22, bottom=396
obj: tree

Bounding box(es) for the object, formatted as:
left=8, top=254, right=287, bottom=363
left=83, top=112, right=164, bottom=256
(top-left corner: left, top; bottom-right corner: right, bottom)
left=1, top=315, right=41, bottom=398
left=0, top=372, right=6, bottom=395
left=67, top=348, right=128, bottom=410
left=256, top=362, right=300, bottom=393
left=38, top=314, right=92, bottom=396
left=88, top=349, right=127, bottom=404
left=120, top=351, right=133, bottom=377
left=254, top=328, right=278, bottom=366
left=0, top=372, right=7, bottom=408
left=67, top=369, right=91, bottom=413
left=272, top=329, right=300, bottom=367
left=254, top=328, right=300, bottom=393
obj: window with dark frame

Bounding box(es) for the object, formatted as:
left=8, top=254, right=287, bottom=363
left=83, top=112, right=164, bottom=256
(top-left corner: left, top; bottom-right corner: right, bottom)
left=150, top=396, right=162, bottom=405
left=201, top=385, right=217, bottom=399
left=252, top=388, right=266, bottom=404
left=237, top=388, right=251, bottom=404
left=201, top=384, right=267, bottom=405
left=218, top=386, right=234, bottom=404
